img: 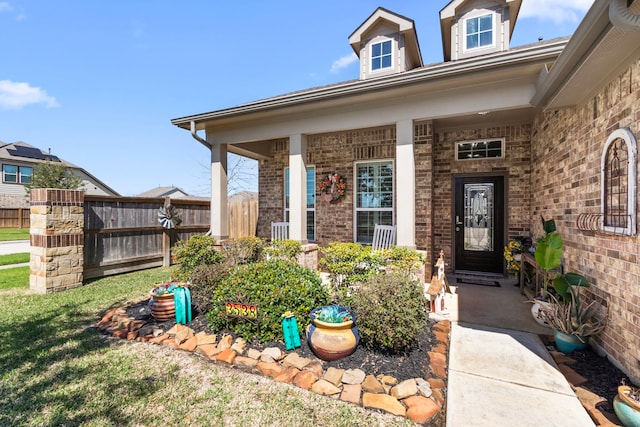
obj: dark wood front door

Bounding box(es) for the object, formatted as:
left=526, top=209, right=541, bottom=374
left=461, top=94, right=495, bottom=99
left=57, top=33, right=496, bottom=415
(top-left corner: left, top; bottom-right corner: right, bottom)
left=454, top=175, right=505, bottom=274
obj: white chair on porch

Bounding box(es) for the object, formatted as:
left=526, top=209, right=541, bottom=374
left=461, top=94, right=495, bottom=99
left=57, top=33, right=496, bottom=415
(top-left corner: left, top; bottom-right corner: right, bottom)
left=371, top=224, right=396, bottom=251
left=271, top=222, right=289, bottom=240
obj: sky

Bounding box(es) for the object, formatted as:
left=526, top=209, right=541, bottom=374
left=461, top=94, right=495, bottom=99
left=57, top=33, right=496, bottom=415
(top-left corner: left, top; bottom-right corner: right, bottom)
left=1, top=0, right=594, bottom=197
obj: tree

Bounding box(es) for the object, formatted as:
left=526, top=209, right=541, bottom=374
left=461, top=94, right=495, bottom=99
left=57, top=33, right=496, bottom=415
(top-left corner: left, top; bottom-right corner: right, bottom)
left=24, top=161, right=83, bottom=194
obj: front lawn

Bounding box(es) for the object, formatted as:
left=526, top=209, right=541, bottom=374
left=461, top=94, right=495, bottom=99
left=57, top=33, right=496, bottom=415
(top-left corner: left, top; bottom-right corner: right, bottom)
left=0, top=228, right=29, bottom=241
left=0, top=267, right=412, bottom=427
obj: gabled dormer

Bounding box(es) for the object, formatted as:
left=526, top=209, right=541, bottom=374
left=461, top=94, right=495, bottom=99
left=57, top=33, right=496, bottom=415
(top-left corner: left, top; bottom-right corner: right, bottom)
left=349, top=7, right=423, bottom=80
left=440, top=0, right=522, bottom=61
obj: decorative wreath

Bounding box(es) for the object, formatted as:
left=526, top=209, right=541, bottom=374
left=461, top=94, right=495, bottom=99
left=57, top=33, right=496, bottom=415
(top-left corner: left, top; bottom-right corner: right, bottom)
left=319, top=173, right=347, bottom=203
left=158, top=204, right=182, bottom=229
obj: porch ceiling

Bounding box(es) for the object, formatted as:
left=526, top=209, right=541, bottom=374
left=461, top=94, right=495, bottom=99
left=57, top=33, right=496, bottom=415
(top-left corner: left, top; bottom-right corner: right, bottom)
left=432, top=107, right=533, bottom=130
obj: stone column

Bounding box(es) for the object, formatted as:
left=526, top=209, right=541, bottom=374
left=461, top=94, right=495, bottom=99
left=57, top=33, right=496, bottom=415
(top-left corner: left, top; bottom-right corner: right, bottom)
left=396, top=119, right=416, bottom=248
left=30, top=189, right=84, bottom=293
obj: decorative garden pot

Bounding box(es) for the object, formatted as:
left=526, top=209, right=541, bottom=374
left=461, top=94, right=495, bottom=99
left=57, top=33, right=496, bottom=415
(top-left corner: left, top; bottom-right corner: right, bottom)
left=307, top=306, right=359, bottom=361
left=150, top=291, right=176, bottom=322
left=531, top=300, right=552, bottom=328
left=614, top=386, right=640, bottom=427
left=553, top=330, right=588, bottom=354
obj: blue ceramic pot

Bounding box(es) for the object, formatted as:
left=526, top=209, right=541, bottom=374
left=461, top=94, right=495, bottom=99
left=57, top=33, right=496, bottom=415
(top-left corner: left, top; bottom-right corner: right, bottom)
left=553, top=330, right=587, bottom=354
left=614, top=386, right=640, bottom=427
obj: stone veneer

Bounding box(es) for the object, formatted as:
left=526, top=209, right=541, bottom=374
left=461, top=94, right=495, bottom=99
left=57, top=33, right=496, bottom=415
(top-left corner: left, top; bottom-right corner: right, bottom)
left=29, top=189, right=84, bottom=293
left=530, top=56, right=640, bottom=383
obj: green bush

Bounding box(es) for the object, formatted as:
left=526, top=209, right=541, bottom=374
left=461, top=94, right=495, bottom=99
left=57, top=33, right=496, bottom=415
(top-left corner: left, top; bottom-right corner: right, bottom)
left=319, top=242, right=386, bottom=299
left=172, top=235, right=224, bottom=280
left=381, top=246, right=425, bottom=275
left=188, top=263, right=231, bottom=315
left=207, top=258, right=329, bottom=342
left=350, top=272, right=428, bottom=353
left=222, top=236, right=266, bottom=266
left=263, top=239, right=302, bottom=261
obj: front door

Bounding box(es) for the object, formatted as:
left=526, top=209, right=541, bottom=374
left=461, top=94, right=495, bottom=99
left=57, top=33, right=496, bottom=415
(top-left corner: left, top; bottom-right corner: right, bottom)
left=454, top=175, right=504, bottom=274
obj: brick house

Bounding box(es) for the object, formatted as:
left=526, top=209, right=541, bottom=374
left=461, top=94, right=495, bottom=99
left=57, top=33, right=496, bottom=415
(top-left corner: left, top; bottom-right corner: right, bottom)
left=172, top=1, right=640, bottom=382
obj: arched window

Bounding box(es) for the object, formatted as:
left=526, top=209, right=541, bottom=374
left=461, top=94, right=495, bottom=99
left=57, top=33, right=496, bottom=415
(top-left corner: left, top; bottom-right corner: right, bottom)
left=601, top=128, right=637, bottom=235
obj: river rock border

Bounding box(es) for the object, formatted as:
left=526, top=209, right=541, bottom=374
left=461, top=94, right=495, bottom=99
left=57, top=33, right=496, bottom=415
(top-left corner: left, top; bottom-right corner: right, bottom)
left=95, top=308, right=449, bottom=425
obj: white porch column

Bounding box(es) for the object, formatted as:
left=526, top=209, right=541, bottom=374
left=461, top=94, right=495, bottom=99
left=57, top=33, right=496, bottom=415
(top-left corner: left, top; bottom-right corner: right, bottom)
left=396, top=120, right=416, bottom=248
left=210, top=142, right=229, bottom=240
left=289, top=134, right=308, bottom=243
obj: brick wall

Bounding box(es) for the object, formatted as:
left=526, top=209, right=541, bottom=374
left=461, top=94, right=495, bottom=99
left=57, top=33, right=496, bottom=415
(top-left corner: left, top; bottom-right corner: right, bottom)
left=531, top=57, right=640, bottom=382
left=432, top=124, right=533, bottom=266
left=29, top=189, right=84, bottom=293
left=414, top=120, right=434, bottom=268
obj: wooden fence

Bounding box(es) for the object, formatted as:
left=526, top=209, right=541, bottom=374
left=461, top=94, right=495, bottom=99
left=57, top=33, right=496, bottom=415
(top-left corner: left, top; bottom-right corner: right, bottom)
left=0, top=208, right=30, bottom=228
left=83, top=195, right=258, bottom=279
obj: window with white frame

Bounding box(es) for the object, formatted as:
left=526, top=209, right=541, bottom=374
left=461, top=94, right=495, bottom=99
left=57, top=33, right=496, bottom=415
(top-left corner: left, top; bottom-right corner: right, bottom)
left=355, top=160, right=393, bottom=244
left=285, top=166, right=316, bottom=241
left=371, top=40, right=392, bottom=71
left=2, top=164, right=32, bottom=184
left=601, top=128, right=637, bottom=235
left=456, top=139, right=504, bottom=160
left=465, top=13, right=493, bottom=50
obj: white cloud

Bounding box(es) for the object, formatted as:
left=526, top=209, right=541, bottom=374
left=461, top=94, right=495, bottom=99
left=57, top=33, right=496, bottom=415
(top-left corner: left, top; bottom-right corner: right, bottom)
left=520, top=0, right=594, bottom=24
left=0, top=2, right=13, bottom=12
left=329, top=52, right=358, bottom=74
left=0, top=80, right=60, bottom=110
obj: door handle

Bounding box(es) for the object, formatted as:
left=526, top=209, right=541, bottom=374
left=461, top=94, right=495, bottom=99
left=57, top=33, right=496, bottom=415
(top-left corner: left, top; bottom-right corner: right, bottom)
left=455, top=215, right=463, bottom=225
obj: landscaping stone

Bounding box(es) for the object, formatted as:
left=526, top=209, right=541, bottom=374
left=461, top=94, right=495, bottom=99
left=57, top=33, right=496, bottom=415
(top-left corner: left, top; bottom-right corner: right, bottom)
left=231, top=338, right=247, bottom=354
left=342, top=368, right=365, bottom=385
left=558, top=364, right=588, bottom=387
left=429, top=351, right=447, bottom=378
left=162, top=338, right=179, bottom=348
left=362, top=393, right=406, bottom=417
left=550, top=351, right=576, bottom=365
left=377, top=374, right=398, bottom=386
left=128, top=320, right=146, bottom=331
left=215, top=348, right=237, bottom=364
left=426, top=377, right=445, bottom=389
left=391, top=379, right=417, bottom=400
left=234, top=356, right=259, bottom=370
left=257, top=361, right=284, bottom=378
left=434, top=330, right=449, bottom=344
left=431, top=388, right=445, bottom=408
left=311, top=379, right=341, bottom=396
left=195, top=343, right=218, bottom=358
left=403, top=395, right=440, bottom=424
left=175, top=328, right=194, bottom=344
left=247, top=348, right=262, bottom=360
left=323, top=367, right=344, bottom=387
left=304, top=360, right=324, bottom=378
left=126, top=331, right=138, bottom=341
left=150, top=333, right=169, bottom=345
left=217, top=334, right=233, bottom=350
left=362, top=374, right=385, bottom=393
left=196, top=333, right=217, bottom=346
left=112, top=329, right=128, bottom=339
left=293, top=370, right=318, bottom=390
left=274, top=367, right=300, bottom=384
left=282, top=353, right=311, bottom=370
left=179, top=336, right=198, bottom=352
left=261, top=347, right=283, bottom=361
left=416, top=378, right=433, bottom=398
left=340, top=384, right=361, bottom=405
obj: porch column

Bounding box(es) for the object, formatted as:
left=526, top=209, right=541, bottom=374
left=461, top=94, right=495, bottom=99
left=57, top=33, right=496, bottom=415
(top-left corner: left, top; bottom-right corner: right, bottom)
left=289, top=134, right=308, bottom=243
left=210, top=142, right=229, bottom=240
left=396, top=119, right=416, bottom=248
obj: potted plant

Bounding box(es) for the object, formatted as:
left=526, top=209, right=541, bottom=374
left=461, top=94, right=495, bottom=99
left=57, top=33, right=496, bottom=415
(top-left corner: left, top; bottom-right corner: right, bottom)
left=614, top=380, right=640, bottom=427
left=306, top=305, right=359, bottom=361
left=149, top=282, right=190, bottom=322
left=540, top=285, right=607, bottom=353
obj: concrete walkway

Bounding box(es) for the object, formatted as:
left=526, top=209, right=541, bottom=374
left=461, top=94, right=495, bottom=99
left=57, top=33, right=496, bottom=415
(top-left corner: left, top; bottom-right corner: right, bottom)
left=437, top=275, right=595, bottom=427
left=0, top=240, right=29, bottom=255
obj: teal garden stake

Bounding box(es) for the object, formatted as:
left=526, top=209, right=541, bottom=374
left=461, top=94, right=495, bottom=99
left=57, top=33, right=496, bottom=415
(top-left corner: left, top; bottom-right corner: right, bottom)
left=281, top=311, right=301, bottom=350
left=174, top=286, right=192, bottom=324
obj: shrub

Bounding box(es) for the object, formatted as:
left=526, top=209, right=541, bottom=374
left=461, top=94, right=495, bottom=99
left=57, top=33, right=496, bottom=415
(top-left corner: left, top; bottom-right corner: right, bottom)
left=319, top=242, right=385, bottom=286
left=382, top=246, right=425, bottom=276
left=350, top=271, right=428, bottom=353
left=188, top=263, right=231, bottom=315
left=222, top=236, right=266, bottom=266
left=263, top=239, right=302, bottom=261
left=207, top=258, right=329, bottom=342
left=172, top=235, right=225, bottom=280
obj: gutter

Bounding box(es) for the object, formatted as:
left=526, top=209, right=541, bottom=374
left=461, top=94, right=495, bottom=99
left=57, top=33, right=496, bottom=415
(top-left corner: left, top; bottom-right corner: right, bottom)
left=190, top=120, right=210, bottom=148
left=172, top=39, right=566, bottom=127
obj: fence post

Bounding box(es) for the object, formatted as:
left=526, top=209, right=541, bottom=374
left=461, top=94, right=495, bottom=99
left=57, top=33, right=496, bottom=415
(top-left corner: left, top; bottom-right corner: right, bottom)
left=29, top=189, right=84, bottom=293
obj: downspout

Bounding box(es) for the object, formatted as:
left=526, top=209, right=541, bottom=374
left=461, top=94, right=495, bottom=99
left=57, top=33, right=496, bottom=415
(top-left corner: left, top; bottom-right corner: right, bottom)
left=189, top=120, right=213, bottom=236
left=190, top=120, right=210, bottom=148
left=610, top=0, right=640, bottom=31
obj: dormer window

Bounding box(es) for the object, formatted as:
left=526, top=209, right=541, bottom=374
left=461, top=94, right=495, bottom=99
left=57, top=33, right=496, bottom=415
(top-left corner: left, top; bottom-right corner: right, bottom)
left=465, top=14, right=493, bottom=50
left=371, top=40, right=392, bottom=71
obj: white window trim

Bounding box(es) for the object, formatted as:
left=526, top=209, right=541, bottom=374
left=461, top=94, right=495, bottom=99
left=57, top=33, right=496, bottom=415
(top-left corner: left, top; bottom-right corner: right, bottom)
left=462, top=12, right=496, bottom=53
left=353, top=159, right=395, bottom=243
left=600, top=128, right=637, bottom=236
left=2, top=164, right=32, bottom=184
left=284, top=165, right=316, bottom=242
left=369, top=39, right=394, bottom=74
left=455, top=138, right=505, bottom=161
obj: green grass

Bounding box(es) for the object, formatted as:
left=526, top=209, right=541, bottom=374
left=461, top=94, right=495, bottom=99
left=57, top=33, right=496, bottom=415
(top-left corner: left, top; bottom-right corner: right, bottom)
left=0, top=252, right=30, bottom=266
left=0, top=228, right=29, bottom=241
left=0, top=267, right=414, bottom=427
left=0, top=266, right=29, bottom=290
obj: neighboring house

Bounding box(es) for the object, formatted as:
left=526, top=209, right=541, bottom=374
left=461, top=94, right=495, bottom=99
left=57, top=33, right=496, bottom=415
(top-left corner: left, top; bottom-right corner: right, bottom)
left=172, top=1, right=640, bottom=382
left=0, top=141, right=119, bottom=207
left=138, top=186, right=194, bottom=199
